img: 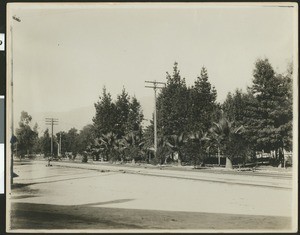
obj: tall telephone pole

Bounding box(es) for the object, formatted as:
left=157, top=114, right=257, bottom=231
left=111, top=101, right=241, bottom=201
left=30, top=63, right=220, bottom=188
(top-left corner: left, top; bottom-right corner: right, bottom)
left=10, top=15, right=21, bottom=185
left=59, top=132, right=62, bottom=156
left=45, top=118, right=59, bottom=156
left=145, top=80, right=166, bottom=159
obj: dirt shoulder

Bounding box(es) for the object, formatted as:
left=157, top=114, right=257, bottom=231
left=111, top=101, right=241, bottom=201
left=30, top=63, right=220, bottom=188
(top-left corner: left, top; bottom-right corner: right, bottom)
left=48, top=160, right=292, bottom=189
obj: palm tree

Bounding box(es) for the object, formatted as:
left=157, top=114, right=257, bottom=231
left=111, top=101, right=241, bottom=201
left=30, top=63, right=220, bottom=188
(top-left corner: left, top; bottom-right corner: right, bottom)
left=188, top=130, right=210, bottom=166
left=89, top=137, right=106, bottom=161
left=157, top=135, right=170, bottom=164
left=122, top=131, right=145, bottom=163
left=114, top=138, right=127, bottom=162
left=165, top=132, right=187, bottom=166
left=99, top=132, right=118, bottom=161
left=209, top=123, right=224, bottom=166
left=210, top=118, right=244, bottom=169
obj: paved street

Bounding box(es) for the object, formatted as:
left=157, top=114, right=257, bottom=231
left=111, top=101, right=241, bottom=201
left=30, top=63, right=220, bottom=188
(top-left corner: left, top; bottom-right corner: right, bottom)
left=8, top=160, right=294, bottom=232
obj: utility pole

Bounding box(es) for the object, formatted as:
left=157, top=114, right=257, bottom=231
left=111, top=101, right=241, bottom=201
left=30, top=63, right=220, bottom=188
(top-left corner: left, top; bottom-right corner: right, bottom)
left=59, top=132, right=62, bottom=157
left=145, top=80, right=165, bottom=160
left=56, top=132, right=62, bottom=157
left=45, top=118, right=58, bottom=156
left=10, top=15, right=21, bottom=185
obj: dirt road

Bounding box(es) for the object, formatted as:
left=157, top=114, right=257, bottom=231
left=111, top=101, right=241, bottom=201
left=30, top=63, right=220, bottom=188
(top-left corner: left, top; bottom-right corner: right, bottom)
left=8, top=160, right=294, bottom=232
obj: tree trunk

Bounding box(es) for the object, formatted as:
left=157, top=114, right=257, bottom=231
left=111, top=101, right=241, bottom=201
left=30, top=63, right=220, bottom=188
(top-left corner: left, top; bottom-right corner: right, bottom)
left=178, top=158, right=182, bottom=166
left=218, top=147, right=220, bottom=166
left=279, top=147, right=284, bottom=168
left=282, top=147, right=286, bottom=168
left=225, top=157, right=233, bottom=169
left=178, top=152, right=182, bottom=166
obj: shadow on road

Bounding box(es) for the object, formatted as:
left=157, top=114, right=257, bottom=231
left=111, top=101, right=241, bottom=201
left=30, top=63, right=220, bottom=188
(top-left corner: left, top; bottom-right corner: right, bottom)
left=12, top=172, right=117, bottom=187
left=9, top=202, right=291, bottom=231
left=81, top=199, right=135, bottom=206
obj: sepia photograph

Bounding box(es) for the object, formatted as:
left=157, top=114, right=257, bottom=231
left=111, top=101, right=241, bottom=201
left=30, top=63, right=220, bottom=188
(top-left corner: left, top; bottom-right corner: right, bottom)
left=6, top=2, right=298, bottom=233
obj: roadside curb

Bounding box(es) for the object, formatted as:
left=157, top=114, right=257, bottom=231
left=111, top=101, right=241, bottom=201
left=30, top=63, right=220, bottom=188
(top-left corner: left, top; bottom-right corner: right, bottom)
left=52, top=161, right=292, bottom=190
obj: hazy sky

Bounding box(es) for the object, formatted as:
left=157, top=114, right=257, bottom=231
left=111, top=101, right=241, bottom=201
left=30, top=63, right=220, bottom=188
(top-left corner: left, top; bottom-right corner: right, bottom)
left=8, top=3, right=296, bottom=132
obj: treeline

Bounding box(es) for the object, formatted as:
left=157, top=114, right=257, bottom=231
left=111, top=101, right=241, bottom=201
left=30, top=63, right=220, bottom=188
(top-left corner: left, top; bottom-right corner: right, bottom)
left=222, top=59, right=293, bottom=166
left=14, top=111, right=95, bottom=160
left=13, top=58, right=293, bottom=168
left=90, top=87, right=144, bottom=162
left=153, top=59, right=292, bottom=167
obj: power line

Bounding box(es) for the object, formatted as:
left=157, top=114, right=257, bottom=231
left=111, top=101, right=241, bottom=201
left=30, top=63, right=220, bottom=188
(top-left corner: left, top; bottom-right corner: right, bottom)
left=145, top=80, right=166, bottom=161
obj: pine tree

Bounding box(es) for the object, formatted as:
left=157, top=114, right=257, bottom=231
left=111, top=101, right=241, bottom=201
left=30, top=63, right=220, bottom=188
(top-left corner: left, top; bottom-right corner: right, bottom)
left=189, top=67, right=218, bottom=132
left=40, top=129, right=52, bottom=156
left=77, top=124, right=96, bottom=155
left=222, top=89, right=251, bottom=125
left=126, top=96, right=143, bottom=134
left=280, top=63, right=293, bottom=152
left=156, top=62, right=190, bottom=136
left=93, top=87, right=117, bottom=137
left=115, top=88, right=131, bottom=137
left=246, top=58, right=293, bottom=164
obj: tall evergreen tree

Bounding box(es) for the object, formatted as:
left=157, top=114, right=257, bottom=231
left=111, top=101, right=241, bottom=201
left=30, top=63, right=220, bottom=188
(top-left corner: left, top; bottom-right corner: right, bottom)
left=245, top=58, right=293, bottom=163
left=115, top=88, right=131, bottom=137
left=93, top=86, right=144, bottom=161
left=93, top=87, right=117, bottom=137
left=156, top=62, right=190, bottom=136
left=77, top=124, right=96, bottom=154
left=40, top=129, right=52, bottom=156
left=94, top=87, right=144, bottom=139
left=126, top=96, right=144, bottom=134
left=280, top=63, right=293, bottom=152
left=188, top=67, right=218, bottom=132
left=222, top=89, right=250, bottom=125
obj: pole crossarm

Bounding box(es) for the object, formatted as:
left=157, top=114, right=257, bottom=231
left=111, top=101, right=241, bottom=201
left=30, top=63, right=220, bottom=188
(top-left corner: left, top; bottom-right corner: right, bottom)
left=145, top=81, right=166, bottom=89
left=145, top=85, right=165, bottom=89
left=145, top=80, right=166, bottom=85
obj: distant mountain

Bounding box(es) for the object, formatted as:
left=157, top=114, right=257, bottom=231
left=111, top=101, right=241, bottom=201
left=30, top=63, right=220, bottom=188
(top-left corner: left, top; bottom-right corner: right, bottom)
left=32, top=105, right=95, bottom=134
left=29, top=95, right=154, bottom=135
